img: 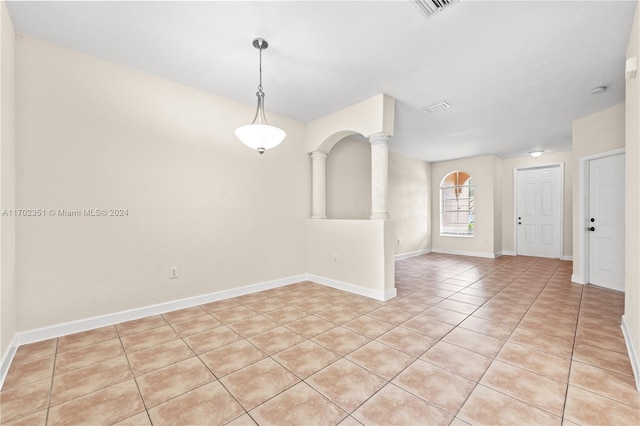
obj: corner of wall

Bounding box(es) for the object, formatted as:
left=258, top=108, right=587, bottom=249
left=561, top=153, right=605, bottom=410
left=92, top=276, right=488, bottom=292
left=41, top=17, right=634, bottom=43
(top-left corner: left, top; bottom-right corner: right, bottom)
left=0, top=0, right=18, bottom=374
left=624, top=0, right=640, bottom=392
left=622, top=315, right=640, bottom=390
left=493, top=156, right=503, bottom=254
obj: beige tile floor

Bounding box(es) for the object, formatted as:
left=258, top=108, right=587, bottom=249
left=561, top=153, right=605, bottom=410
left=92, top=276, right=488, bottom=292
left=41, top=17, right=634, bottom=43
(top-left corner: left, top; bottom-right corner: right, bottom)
left=2, top=253, right=639, bottom=425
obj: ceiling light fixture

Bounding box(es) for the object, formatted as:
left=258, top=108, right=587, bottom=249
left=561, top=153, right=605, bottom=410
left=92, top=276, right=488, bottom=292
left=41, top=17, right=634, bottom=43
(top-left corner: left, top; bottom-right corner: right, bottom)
left=235, top=38, right=285, bottom=154
left=529, top=150, right=544, bottom=158
left=590, top=86, right=607, bottom=95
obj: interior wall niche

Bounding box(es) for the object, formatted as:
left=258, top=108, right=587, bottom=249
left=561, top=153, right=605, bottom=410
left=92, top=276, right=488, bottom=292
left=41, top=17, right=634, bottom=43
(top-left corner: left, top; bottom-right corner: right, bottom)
left=326, top=137, right=371, bottom=219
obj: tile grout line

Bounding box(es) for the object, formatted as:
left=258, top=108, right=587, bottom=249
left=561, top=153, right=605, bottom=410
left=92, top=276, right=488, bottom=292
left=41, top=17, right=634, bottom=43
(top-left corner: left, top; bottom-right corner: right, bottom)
left=9, top=255, right=629, bottom=426
left=560, top=278, right=585, bottom=423
left=475, top=262, right=578, bottom=420
left=446, top=259, right=552, bottom=420
left=177, top=315, right=253, bottom=424
left=377, top=257, right=552, bottom=423
left=117, top=326, right=154, bottom=425
left=446, top=258, right=569, bottom=422
left=44, top=337, right=59, bottom=426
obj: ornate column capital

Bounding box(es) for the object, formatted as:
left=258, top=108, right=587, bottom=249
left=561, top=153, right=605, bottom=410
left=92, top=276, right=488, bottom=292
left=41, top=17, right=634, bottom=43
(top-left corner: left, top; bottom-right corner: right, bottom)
left=369, top=133, right=391, bottom=146
left=310, top=150, right=328, bottom=159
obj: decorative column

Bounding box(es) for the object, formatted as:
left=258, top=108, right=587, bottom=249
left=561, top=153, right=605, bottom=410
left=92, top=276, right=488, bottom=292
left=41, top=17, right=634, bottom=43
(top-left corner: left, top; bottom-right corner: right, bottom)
left=370, top=133, right=390, bottom=220
left=310, top=151, right=327, bottom=219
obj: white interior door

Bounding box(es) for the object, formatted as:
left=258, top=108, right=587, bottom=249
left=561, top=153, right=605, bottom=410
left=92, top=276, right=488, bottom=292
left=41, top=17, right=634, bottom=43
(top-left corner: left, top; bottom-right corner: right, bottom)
left=516, top=166, right=563, bottom=258
left=589, top=154, right=625, bottom=292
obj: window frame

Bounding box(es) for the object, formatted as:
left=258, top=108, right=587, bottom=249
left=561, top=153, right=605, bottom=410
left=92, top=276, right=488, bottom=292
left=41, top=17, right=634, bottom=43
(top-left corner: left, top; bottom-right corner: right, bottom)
left=440, top=171, right=475, bottom=237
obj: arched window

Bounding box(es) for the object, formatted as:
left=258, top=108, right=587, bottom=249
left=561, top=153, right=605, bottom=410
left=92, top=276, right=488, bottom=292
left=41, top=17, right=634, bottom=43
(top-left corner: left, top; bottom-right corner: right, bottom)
left=440, top=171, right=474, bottom=236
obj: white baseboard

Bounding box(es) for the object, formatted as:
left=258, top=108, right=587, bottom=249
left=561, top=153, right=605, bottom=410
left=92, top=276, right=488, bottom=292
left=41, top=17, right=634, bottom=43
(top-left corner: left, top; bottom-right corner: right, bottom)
left=1, top=271, right=397, bottom=388
left=571, top=274, right=586, bottom=284
left=394, top=249, right=431, bottom=261
left=8, top=274, right=307, bottom=353
left=0, top=335, right=18, bottom=390
left=307, top=274, right=396, bottom=301
left=432, top=248, right=497, bottom=259
left=489, top=251, right=571, bottom=260
left=621, top=315, right=640, bottom=391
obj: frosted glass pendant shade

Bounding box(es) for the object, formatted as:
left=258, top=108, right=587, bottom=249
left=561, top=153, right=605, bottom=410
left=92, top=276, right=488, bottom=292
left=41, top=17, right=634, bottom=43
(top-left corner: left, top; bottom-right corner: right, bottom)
left=235, top=124, right=286, bottom=154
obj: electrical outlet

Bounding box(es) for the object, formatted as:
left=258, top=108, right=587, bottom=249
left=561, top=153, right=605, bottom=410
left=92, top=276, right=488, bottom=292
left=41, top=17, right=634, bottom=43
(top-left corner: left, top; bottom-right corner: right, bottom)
left=170, top=267, right=178, bottom=279
left=333, top=254, right=339, bottom=263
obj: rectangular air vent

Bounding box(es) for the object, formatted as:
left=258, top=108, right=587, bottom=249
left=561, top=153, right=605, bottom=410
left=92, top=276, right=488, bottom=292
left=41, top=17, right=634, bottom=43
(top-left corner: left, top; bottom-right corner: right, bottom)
left=424, top=101, right=451, bottom=113
left=415, top=0, right=458, bottom=18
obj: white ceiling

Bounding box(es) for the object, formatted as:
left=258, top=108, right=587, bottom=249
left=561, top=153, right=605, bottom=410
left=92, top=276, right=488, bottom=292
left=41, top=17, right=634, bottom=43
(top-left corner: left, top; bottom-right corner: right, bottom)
left=6, top=0, right=637, bottom=162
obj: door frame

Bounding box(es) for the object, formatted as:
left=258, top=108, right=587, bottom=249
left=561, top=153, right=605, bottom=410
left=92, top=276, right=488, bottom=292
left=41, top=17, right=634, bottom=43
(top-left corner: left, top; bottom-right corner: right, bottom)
left=574, top=148, right=625, bottom=285
left=513, top=162, right=565, bottom=258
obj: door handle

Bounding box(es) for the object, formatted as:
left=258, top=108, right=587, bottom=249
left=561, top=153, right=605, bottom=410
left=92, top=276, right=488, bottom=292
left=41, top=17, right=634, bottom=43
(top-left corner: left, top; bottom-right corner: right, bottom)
left=589, top=227, right=595, bottom=231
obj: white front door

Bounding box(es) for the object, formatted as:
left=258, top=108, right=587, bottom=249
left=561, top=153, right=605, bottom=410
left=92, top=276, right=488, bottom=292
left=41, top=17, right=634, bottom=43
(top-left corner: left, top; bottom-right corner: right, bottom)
left=589, top=154, right=625, bottom=292
left=516, top=165, right=563, bottom=258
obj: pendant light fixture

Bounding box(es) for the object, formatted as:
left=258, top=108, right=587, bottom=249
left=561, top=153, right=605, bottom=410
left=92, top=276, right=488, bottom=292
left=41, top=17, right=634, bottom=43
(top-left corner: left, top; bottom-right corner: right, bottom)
left=235, top=38, right=286, bottom=154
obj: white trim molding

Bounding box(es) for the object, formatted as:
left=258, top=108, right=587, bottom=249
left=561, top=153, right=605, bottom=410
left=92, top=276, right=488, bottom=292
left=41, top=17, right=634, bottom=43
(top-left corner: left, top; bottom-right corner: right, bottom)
left=0, top=336, right=18, bottom=390
left=432, top=248, right=498, bottom=259
left=306, top=274, right=396, bottom=301
left=571, top=274, right=586, bottom=284
left=0, top=271, right=396, bottom=387
left=394, top=249, right=431, bottom=261
left=621, top=315, right=640, bottom=391
left=561, top=255, right=574, bottom=261
left=2, top=277, right=307, bottom=389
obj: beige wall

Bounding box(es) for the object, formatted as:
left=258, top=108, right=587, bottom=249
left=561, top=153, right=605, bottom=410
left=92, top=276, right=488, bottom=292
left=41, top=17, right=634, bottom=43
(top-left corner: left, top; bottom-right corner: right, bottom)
left=0, top=1, right=16, bottom=359
left=307, top=94, right=395, bottom=153
left=573, top=104, right=625, bottom=158
left=326, top=138, right=371, bottom=220
left=5, top=35, right=431, bottom=336
left=431, top=155, right=499, bottom=258
left=492, top=156, right=503, bottom=255
left=389, top=150, right=431, bottom=256
left=15, top=36, right=309, bottom=330
left=500, top=151, right=573, bottom=258
left=306, top=219, right=395, bottom=299
left=324, top=136, right=431, bottom=255
left=571, top=104, right=625, bottom=282
left=625, top=1, right=640, bottom=387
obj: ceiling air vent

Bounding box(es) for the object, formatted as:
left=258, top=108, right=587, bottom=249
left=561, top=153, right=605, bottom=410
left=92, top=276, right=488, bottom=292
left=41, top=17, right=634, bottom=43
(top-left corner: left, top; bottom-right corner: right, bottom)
left=424, top=101, right=451, bottom=113
left=415, top=0, right=458, bottom=18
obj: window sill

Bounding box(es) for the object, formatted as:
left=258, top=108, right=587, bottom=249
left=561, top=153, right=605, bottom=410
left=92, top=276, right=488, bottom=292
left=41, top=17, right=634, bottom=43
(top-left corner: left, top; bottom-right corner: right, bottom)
left=440, top=233, right=474, bottom=238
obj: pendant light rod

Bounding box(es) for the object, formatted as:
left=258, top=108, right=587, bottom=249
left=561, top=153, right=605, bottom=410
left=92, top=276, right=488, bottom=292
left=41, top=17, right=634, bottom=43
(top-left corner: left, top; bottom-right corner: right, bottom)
left=253, top=38, right=267, bottom=91
left=251, top=38, right=268, bottom=126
